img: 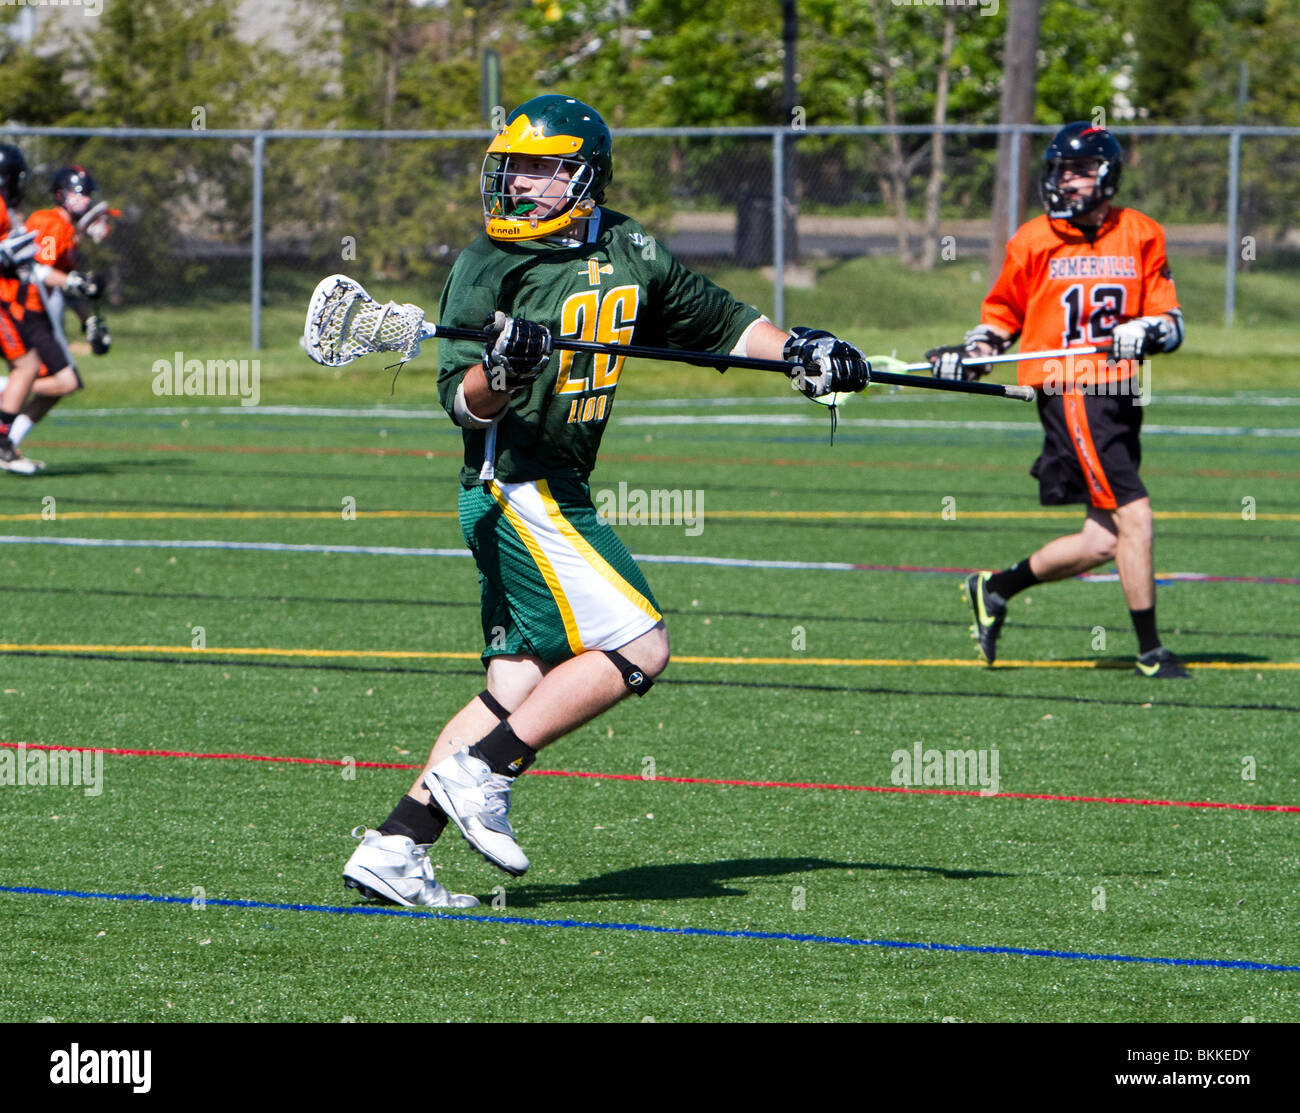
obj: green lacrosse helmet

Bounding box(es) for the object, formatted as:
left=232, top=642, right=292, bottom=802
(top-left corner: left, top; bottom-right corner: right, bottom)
left=482, top=94, right=613, bottom=242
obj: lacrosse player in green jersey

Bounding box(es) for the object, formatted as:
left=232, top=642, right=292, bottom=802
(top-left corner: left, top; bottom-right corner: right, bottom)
left=343, top=94, right=870, bottom=907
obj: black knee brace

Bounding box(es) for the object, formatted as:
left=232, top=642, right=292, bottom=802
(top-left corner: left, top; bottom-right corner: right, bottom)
left=604, top=649, right=654, bottom=696
left=477, top=689, right=510, bottom=720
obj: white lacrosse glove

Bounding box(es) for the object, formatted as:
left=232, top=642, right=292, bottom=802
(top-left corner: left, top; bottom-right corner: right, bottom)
left=0, top=229, right=37, bottom=272
left=85, top=314, right=111, bottom=355
left=63, top=271, right=103, bottom=300
left=1111, top=314, right=1182, bottom=361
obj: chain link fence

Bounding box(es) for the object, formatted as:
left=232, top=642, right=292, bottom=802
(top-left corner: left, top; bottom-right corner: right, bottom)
left=4, top=124, right=1296, bottom=344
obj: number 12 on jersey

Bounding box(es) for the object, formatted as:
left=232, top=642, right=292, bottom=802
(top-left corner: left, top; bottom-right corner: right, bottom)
left=1061, top=283, right=1126, bottom=346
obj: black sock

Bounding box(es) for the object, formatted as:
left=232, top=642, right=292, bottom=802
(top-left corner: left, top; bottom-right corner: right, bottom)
left=1130, top=606, right=1161, bottom=656
left=378, top=793, right=448, bottom=844
left=0, top=410, right=15, bottom=436
left=469, top=720, right=536, bottom=778
left=987, top=558, right=1039, bottom=602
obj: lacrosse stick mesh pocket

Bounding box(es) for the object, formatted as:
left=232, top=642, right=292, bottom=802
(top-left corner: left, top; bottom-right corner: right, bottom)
left=309, top=278, right=427, bottom=365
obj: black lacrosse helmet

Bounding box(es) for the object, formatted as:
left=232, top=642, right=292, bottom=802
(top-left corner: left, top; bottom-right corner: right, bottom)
left=53, top=165, right=98, bottom=209
left=0, top=144, right=28, bottom=208
left=1039, top=122, right=1123, bottom=220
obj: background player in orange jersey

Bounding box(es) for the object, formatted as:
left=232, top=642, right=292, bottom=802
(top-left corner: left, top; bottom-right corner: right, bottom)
left=927, top=122, right=1188, bottom=679
left=0, top=165, right=111, bottom=470
left=0, top=143, right=47, bottom=475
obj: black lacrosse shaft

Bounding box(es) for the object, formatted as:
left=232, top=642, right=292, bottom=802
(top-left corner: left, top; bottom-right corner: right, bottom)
left=431, top=324, right=1031, bottom=400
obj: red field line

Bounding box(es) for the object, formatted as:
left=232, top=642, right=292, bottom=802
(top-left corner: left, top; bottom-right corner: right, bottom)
left=3, top=741, right=1295, bottom=814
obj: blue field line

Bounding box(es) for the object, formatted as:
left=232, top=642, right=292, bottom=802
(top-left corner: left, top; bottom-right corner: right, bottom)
left=2, top=884, right=1296, bottom=973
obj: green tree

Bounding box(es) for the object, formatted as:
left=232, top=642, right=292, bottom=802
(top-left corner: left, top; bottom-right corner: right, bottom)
left=0, top=49, right=80, bottom=128
left=1035, top=0, right=1136, bottom=125
left=1179, top=0, right=1300, bottom=124
left=1131, top=0, right=1203, bottom=120
left=52, top=0, right=283, bottom=301
left=303, top=0, right=548, bottom=282
left=1173, top=0, right=1300, bottom=252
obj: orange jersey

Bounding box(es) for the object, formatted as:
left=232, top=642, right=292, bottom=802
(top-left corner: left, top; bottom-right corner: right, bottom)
left=982, top=207, right=1180, bottom=388
left=0, top=195, right=10, bottom=238
left=20, top=207, right=79, bottom=312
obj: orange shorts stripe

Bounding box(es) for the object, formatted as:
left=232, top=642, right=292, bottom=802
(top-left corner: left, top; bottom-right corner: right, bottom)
left=1062, top=391, right=1117, bottom=510
left=0, top=307, right=25, bottom=362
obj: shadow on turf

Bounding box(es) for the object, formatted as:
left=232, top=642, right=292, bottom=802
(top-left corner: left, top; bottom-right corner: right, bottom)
left=475, top=856, right=1012, bottom=907
left=1079, top=652, right=1269, bottom=668
left=8, top=650, right=1297, bottom=715
left=11, top=460, right=181, bottom=479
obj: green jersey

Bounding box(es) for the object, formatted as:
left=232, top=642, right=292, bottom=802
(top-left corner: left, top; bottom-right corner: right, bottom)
left=436, top=208, right=762, bottom=486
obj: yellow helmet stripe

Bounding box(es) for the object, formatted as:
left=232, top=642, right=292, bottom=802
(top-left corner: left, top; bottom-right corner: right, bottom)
left=487, top=113, right=584, bottom=156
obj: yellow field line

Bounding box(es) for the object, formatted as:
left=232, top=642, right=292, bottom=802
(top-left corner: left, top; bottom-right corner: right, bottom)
left=1, top=643, right=1295, bottom=670
left=1, top=508, right=1295, bottom=523
left=702, top=510, right=1300, bottom=522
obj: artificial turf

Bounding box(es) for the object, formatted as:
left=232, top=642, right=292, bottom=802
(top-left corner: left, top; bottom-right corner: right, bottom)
left=1, top=375, right=1296, bottom=1023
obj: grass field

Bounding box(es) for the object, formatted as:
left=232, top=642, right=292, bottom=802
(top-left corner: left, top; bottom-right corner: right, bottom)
left=1, top=255, right=1298, bottom=1024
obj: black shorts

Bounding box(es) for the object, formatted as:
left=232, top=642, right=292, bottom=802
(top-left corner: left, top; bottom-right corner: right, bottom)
left=1031, top=388, right=1147, bottom=510
left=14, top=310, right=73, bottom=377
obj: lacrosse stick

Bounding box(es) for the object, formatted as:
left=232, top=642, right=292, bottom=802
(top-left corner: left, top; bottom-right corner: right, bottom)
left=809, top=344, right=1122, bottom=410
left=891, top=343, right=1113, bottom=376
left=302, top=274, right=1035, bottom=400
left=76, top=200, right=121, bottom=245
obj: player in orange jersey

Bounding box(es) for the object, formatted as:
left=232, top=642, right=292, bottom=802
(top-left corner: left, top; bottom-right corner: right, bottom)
left=0, top=143, right=47, bottom=475
left=927, top=122, right=1188, bottom=679
left=0, top=165, right=111, bottom=470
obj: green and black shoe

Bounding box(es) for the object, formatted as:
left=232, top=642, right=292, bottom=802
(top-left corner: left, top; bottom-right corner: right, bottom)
left=1135, top=646, right=1191, bottom=679
left=963, top=571, right=1007, bottom=666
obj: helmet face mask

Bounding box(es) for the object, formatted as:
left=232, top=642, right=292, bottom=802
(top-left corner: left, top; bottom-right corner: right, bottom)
left=53, top=165, right=98, bottom=219
left=484, top=153, right=595, bottom=225
left=1039, top=123, right=1123, bottom=221
left=482, top=95, right=612, bottom=243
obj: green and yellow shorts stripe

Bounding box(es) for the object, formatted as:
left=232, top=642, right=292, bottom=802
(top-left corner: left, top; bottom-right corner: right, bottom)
left=459, top=476, right=662, bottom=666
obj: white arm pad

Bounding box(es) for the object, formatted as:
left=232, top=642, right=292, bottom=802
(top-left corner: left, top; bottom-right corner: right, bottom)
left=32, top=262, right=52, bottom=284
left=729, top=315, right=772, bottom=357
left=453, top=380, right=504, bottom=430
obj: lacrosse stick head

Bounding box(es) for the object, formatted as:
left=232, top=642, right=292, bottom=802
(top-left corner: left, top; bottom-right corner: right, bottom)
left=302, top=274, right=430, bottom=367
left=76, top=200, right=120, bottom=244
